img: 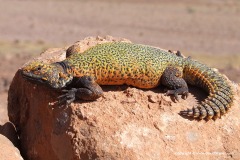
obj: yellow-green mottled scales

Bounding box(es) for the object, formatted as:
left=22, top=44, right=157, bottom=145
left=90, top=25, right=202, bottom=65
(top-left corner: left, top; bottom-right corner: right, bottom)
left=64, top=42, right=183, bottom=88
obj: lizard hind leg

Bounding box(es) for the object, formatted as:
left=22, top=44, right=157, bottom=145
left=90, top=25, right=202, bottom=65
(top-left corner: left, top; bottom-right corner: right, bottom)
left=161, top=66, right=189, bottom=101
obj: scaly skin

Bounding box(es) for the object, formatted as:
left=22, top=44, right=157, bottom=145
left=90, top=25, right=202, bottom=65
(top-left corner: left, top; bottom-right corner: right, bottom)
left=22, top=42, right=234, bottom=120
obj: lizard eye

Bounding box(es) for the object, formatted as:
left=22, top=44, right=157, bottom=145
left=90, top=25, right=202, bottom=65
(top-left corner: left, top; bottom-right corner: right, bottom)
left=37, top=66, right=42, bottom=71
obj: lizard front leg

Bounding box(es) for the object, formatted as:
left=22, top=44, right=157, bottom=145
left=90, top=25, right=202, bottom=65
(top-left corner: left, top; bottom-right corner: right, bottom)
left=58, top=76, right=103, bottom=105
left=161, top=66, right=189, bottom=101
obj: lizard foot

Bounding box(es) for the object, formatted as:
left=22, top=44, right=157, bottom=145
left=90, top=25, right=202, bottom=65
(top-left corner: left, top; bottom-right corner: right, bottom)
left=161, top=66, right=189, bottom=102
left=164, top=88, right=189, bottom=102
left=58, top=88, right=77, bottom=105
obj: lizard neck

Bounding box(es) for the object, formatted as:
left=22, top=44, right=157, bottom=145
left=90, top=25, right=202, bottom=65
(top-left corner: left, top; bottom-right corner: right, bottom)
left=55, top=61, right=72, bottom=74
left=52, top=61, right=74, bottom=87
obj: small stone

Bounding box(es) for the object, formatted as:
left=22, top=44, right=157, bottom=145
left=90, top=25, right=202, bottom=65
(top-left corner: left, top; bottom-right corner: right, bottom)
left=147, top=95, right=157, bottom=103
left=159, top=95, right=172, bottom=107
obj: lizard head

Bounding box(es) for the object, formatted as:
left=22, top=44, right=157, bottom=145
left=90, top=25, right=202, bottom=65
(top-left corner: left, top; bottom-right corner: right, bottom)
left=21, top=61, right=73, bottom=89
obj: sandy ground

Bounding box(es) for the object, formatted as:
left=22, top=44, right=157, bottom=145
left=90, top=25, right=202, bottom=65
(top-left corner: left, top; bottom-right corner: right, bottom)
left=0, top=0, right=240, bottom=124
left=1, top=0, right=240, bottom=54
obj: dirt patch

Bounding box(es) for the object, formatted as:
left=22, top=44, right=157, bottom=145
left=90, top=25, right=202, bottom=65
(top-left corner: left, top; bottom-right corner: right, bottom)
left=0, top=0, right=240, bottom=55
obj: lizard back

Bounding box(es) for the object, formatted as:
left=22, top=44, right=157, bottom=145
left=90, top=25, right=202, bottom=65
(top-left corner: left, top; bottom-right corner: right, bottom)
left=64, top=42, right=183, bottom=88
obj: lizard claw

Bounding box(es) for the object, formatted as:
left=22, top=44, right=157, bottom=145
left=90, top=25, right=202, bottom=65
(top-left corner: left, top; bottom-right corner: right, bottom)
left=164, top=89, right=189, bottom=102
left=164, top=89, right=172, bottom=96
left=58, top=88, right=77, bottom=105
left=174, top=93, right=180, bottom=102
left=164, top=90, right=179, bottom=102
left=182, top=92, right=189, bottom=100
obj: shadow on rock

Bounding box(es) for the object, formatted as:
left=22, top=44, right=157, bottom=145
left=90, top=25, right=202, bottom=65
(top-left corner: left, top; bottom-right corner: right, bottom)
left=0, top=122, right=20, bottom=148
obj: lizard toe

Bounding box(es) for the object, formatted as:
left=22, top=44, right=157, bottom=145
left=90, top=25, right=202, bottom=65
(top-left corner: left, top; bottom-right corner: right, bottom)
left=57, top=88, right=77, bottom=105
left=182, top=92, right=189, bottom=100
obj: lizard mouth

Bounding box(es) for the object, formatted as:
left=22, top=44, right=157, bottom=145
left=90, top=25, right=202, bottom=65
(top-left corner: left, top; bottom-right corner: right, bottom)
left=21, top=70, right=47, bottom=84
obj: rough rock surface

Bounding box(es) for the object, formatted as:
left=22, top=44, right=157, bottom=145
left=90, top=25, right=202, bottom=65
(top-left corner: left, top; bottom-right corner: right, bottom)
left=8, top=36, right=240, bottom=160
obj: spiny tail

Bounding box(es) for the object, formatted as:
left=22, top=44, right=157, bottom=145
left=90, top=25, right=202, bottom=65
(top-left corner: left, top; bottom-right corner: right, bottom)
left=180, top=58, right=234, bottom=120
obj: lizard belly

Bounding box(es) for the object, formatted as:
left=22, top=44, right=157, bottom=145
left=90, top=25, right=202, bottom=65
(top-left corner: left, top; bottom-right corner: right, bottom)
left=94, top=66, right=161, bottom=88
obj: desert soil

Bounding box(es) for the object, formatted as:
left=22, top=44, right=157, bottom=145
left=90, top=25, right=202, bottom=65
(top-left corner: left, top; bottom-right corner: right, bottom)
left=0, top=0, right=240, bottom=139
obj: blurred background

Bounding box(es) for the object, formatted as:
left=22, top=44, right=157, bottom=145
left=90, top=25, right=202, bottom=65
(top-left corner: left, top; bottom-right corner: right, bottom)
left=0, top=0, right=240, bottom=123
